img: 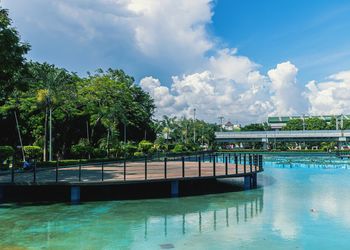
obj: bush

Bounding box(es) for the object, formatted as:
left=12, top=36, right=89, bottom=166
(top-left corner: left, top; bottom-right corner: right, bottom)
left=23, top=146, right=42, bottom=160
left=0, top=146, right=14, bottom=161
left=138, top=140, right=153, bottom=154
left=134, top=151, right=144, bottom=157
left=122, top=143, right=138, bottom=157
left=172, top=144, right=185, bottom=153
left=71, top=139, right=94, bottom=158
left=0, top=146, right=14, bottom=169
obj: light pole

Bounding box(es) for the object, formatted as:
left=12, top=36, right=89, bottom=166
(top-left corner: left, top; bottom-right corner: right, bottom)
left=218, top=116, right=224, bottom=131
left=193, top=108, right=196, bottom=143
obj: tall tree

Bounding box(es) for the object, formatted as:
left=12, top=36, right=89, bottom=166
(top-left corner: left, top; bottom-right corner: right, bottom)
left=0, top=7, right=30, bottom=105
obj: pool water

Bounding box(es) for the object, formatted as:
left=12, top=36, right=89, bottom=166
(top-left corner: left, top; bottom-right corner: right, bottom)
left=1, top=155, right=350, bottom=249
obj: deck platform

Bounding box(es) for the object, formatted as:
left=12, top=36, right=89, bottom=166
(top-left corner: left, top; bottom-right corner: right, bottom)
left=0, top=153, right=264, bottom=202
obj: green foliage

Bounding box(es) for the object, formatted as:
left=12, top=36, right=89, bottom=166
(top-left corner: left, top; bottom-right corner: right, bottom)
left=71, top=139, right=93, bottom=158
left=0, top=7, right=30, bottom=105
left=283, top=117, right=328, bottom=131
left=133, top=151, right=144, bottom=157
left=154, top=116, right=216, bottom=148
left=241, top=122, right=270, bottom=131
left=283, top=119, right=303, bottom=130
left=0, top=146, right=14, bottom=166
left=121, top=142, right=138, bottom=158
left=172, top=144, right=186, bottom=153
left=305, top=117, right=327, bottom=130
left=23, top=146, right=41, bottom=160
left=138, top=140, right=153, bottom=154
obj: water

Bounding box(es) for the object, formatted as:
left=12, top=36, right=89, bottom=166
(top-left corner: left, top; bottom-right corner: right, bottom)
left=1, top=155, right=350, bottom=249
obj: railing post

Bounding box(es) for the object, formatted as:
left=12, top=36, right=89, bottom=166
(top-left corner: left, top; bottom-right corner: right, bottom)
left=235, top=154, right=238, bottom=174
left=123, top=159, right=126, bottom=180
left=182, top=156, right=185, bottom=178
left=145, top=156, right=147, bottom=180
left=249, top=154, right=252, bottom=173
left=101, top=162, right=104, bottom=181
left=198, top=156, right=201, bottom=177
left=33, top=160, right=37, bottom=183
left=259, top=155, right=263, bottom=170
left=244, top=155, right=246, bottom=174
left=225, top=156, right=228, bottom=175
left=164, top=157, right=167, bottom=179
left=254, top=155, right=257, bottom=172
left=78, top=160, right=82, bottom=182
left=11, top=156, right=15, bottom=183
left=213, top=155, right=216, bottom=176
left=56, top=160, right=59, bottom=182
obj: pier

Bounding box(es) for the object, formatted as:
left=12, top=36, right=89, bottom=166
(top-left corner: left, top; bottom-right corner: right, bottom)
left=0, top=153, right=263, bottom=202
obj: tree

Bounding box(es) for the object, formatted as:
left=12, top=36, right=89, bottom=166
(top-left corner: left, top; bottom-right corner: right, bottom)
left=241, top=123, right=269, bottom=131
left=305, top=117, right=327, bottom=130
left=283, top=119, right=303, bottom=130
left=0, top=7, right=30, bottom=105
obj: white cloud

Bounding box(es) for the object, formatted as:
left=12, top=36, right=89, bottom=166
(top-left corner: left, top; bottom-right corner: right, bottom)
left=5, top=0, right=350, bottom=122
left=305, top=70, right=350, bottom=115
left=267, top=61, right=306, bottom=116
left=140, top=50, right=305, bottom=123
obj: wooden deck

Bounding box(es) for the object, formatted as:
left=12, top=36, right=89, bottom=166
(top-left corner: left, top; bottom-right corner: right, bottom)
left=0, top=160, right=263, bottom=186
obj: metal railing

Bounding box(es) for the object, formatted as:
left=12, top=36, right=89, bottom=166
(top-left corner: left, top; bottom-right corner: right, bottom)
left=215, top=130, right=350, bottom=139
left=2, top=152, right=263, bottom=184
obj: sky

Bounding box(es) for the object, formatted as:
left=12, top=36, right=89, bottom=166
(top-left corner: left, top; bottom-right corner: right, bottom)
left=3, top=0, right=350, bottom=124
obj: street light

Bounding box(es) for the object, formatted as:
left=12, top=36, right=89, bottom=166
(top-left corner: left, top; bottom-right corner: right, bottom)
left=193, top=108, right=196, bottom=143
left=218, top=116, right=224, bottom=132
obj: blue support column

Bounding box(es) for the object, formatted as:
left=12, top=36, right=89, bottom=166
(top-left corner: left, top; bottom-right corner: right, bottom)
left=252, top=173, right=257, bottom=188
left=244, top=176, right=251, bottom=190
left=71, top=186, right=80, bottom=203
left=171, top=181, right=179, bottom=197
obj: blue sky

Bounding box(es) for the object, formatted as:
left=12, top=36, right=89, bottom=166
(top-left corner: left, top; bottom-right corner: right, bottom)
left=3, top=0, right=350, bottom=122
left=213, top=0, right=350, bottom=83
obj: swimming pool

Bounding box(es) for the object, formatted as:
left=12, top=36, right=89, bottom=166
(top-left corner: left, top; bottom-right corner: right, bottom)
left=0, top=154, right=349, bottom=249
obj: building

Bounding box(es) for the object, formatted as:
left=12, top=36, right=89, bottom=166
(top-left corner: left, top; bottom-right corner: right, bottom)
left=222, top=121, right=241, bottom=131
left=267, top=115, right=350, bottom=130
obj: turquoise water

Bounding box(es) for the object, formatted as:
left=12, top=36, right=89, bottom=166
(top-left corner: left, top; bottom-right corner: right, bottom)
left=1, top=156, right=350, bottom=249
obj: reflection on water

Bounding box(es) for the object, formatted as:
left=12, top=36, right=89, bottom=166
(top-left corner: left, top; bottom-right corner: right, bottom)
left=0, top=187, right=263, bottom=249
left=2, top=155, right=350, bottom=249
left=264, top=155, right=350, bottom=169
left=143, top=191, right=263, bottom=240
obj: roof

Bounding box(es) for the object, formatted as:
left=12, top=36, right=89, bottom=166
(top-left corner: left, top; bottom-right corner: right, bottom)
left=268, top=115, right=350, bottom=124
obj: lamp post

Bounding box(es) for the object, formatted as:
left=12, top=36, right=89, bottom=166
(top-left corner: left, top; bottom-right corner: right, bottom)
left=218, top=116, right=224, bottom=132
left=193, top=108, right=196, bottom=143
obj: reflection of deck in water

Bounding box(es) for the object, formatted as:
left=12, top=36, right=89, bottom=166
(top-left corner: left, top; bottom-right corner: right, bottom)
left=143, top=189, right=264, bottom=240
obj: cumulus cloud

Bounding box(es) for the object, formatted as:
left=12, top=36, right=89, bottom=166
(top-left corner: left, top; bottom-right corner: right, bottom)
left=141, top=49, right=305, bottom=122
left=5, top=0, right=349, bottom=122
left=3, top=0, right=214, bottom=78
left=267, top=61, right=306, bottom=116
left=305, top=70, right=350, bottom=115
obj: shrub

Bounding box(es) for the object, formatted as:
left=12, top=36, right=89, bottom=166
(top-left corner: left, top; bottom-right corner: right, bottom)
left=134, top=151, right=144, bottom=157
left=23, top=146, right=42, bottom=160
left=122, top=143, right=138, bottom=157
left=138, top=140, right=153, bottom=154
left=172, top=144, right=185, bottom=153
left=0, top=146, right=14, bottom=161
left=71, top=139, right=94, bottom=158
left=0, top=146, right=14, bottom=168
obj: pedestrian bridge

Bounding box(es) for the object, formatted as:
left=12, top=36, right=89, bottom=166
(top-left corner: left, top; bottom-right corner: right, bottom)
left=215, top=130, right=350, bottom=142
